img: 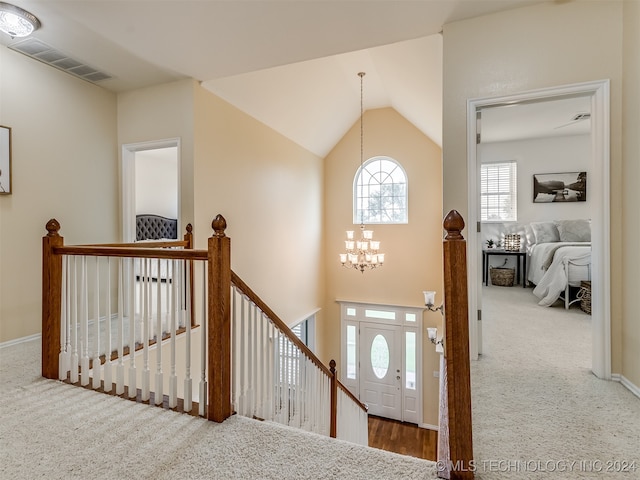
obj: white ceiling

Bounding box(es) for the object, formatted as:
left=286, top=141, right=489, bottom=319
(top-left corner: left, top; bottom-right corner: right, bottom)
left=1, top=0, right=588, bottom=158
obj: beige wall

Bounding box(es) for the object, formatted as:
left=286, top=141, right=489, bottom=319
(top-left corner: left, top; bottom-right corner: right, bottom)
left=442, top=1, right=639, bottom=382
left=117, top=79, right=196, bottom=232
left=0, top=47, right=118, bottom=343
left=193, top=84, right=325, bottom=327
left=621, top=0, right=640, bottom=387
left=322, top=107, right=444, bottom=426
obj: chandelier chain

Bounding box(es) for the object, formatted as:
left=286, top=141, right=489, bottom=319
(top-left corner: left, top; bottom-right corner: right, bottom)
left=339, top=71, right=385, bottom=273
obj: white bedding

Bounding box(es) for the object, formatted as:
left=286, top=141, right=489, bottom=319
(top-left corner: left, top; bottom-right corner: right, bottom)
left=528, top=242, right=591, bottom=307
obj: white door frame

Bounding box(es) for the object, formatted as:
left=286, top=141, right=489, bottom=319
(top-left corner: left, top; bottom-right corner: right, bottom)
left=466, top=80, right=611, bottom=379
left=121, top=138, right=181, bottom=242
left=338, top=300, right=425, bottom=424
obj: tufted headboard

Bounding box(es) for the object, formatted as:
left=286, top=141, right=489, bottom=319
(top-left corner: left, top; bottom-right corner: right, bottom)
left=136, top=214, right=178, bottom=241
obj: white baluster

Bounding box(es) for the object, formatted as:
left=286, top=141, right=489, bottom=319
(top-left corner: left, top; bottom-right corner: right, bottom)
left=141, top=259, right=150, bottom=401
left=103, top=258, right=113, bottom=392
left=183, top=260, right=192, bottom=412
left=199, top=265, right=207, bottom=416
left=238, top=295, right=246, bottom=416
left=266, top=321, right=274, bottom=420
left=80, top=257, right=90, bottom=386
left=92, top=257, right=102, bottom=390
left=258, top=312, right=265, bottom=419
left=169, top=259, right=178, bottom=408
left=128, top=257, right=137, bottom=399
left=59, top=257, right=70, bottom=380
left=154, top=258, right=163, bottom=406
left=70, top=257, right=79, bottom=384
left=116, top=259, right=125, bottom=395
left=231, top=287, right=238, bottom=412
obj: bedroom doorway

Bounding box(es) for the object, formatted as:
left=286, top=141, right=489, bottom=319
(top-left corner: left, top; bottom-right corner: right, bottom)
left=121, top=139, right=181, bottom=243
left=466, top=80, right=611, bottom=380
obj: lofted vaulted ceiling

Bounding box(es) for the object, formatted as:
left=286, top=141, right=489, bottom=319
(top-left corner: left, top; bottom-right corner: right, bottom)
left=3, top=0, right=571, bottom=157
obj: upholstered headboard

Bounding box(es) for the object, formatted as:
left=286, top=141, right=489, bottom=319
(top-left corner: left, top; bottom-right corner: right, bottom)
left=136, top=214, right=178, bottom=241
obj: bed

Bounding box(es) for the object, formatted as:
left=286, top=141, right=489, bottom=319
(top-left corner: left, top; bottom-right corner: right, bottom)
left=526, top=219, right=591, bottom=308
left=135, top=214, right=179, bottom=282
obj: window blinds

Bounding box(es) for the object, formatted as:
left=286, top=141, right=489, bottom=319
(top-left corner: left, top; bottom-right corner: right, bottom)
left=480, top=161, right=517, bottom=221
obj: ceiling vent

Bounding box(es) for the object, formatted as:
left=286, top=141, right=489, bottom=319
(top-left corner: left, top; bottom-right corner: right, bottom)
left=9, top=38, right=113, bottom=84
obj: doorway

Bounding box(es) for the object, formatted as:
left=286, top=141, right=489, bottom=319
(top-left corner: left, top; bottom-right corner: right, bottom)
left=339, top=301, right=423, bottom=424
left=121, top=139, right=181, bottom=242
left=466, top=80, right=611, bottom=379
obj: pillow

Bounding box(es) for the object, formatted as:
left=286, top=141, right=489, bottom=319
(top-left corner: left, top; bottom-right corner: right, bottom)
left=530, top=221, right=560, bottom=244
left=554, top=219, right=591, bottom=242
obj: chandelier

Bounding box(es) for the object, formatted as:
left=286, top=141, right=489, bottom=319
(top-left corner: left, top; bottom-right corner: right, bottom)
left=339, top=72, right=385, bottom=273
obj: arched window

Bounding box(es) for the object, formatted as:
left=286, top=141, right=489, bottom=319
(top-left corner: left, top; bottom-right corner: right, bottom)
left=354, top=156, right=407, bottom=224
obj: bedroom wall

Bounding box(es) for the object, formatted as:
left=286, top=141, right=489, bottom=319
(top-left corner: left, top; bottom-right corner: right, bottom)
left=479, top=134, right=591, bottom=263
left=442, top=1, right=625, bottom=371
left=134, top=147, right=178, bottom=219
left=323, top=107, right=443, bottom=428
left=0, top=46, right=118, bottom=343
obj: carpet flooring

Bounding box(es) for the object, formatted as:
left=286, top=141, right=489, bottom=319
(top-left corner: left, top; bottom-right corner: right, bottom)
left=0, top=339, right=437, bottom=480
left=472, top=285, right=640, bottom=479
left=1, top=286, right=638, bottom=479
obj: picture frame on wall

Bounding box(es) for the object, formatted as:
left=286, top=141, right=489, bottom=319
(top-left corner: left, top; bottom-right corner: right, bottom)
left=0, top=126, right=11, bottom=195
left=533, top=171, right=586, bottom=203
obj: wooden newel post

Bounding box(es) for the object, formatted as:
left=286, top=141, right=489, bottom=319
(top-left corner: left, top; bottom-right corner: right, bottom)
left=42, top=219, right=63, bottom=379
left=184, top=224, right=196, bottom=327
left=329, top=359, right=337, bottom=438
left=207, top=214, right=232, bottom=422
left=184, top=223, right=193, bottom=250
left=442, top=210, right=474, bottom=480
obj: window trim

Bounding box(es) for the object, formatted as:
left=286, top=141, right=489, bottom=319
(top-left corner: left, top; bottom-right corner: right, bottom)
left=353, top=156, right=408, bottom=225
left=480, top=160, right=518, bottom=223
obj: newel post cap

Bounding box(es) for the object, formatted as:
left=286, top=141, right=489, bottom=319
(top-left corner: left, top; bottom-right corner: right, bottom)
left=443, top=210, right=465, bottom=240
left=212, top=214, right=227, bottom=238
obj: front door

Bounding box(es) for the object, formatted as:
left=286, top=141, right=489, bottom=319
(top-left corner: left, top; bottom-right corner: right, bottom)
left=359, top=322, right=403, bottom=420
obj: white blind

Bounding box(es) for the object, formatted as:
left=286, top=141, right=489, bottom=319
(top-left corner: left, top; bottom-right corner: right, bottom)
left=480, top=161, right=517, bottom=222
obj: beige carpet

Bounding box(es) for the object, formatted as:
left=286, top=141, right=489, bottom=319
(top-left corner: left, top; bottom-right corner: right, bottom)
left=471, top=285, right=640, bottom=479
left=2, top=287, right=638, bottom=479
left=0, top=339, right=437, bottom=480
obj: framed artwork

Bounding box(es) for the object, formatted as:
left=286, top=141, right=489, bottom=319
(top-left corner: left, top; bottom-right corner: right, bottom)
left=0, top=126, right=11, bottom=195
left=533, top=171, right=586, bottom=203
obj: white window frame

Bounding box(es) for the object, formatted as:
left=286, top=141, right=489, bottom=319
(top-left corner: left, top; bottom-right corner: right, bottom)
left=353, top=156, right=408, bottom=225
left=480, top=160, right=517, bottom=222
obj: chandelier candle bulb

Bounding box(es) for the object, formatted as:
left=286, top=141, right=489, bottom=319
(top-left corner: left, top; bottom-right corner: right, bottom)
left=346, top=231, right=354, bottom=240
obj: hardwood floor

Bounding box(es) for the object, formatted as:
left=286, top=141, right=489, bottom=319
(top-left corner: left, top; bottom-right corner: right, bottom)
left=368, top=415, right=437, bottom=461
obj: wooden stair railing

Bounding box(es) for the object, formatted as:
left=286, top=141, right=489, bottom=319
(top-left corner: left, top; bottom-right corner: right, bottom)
left=43, top=214, right=367, bottom=443
left=230, top=270, right=368, bottom=439
left=439, top=210, right=474, bottom=480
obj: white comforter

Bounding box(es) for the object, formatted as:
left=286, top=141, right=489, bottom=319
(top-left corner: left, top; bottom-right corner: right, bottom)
left=531, top=244, right=591, bottom=306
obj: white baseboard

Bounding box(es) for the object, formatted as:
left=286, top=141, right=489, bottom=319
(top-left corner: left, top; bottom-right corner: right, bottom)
left=612, top=373, right=640, bottom=399
left=0, top=333, right=41, bottom=349
left=419, top=422, right=438, bottom=431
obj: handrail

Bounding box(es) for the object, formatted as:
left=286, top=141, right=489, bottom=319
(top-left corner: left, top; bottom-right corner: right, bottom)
left=53, top=245, right=207, bottom=260
left=231, top=271, right=368, bottom=417
left=230, top=271, right=331, bottom=377
left=337, top=380, right=365, bottom=411
left=43, top=214, right=367, bottom=445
